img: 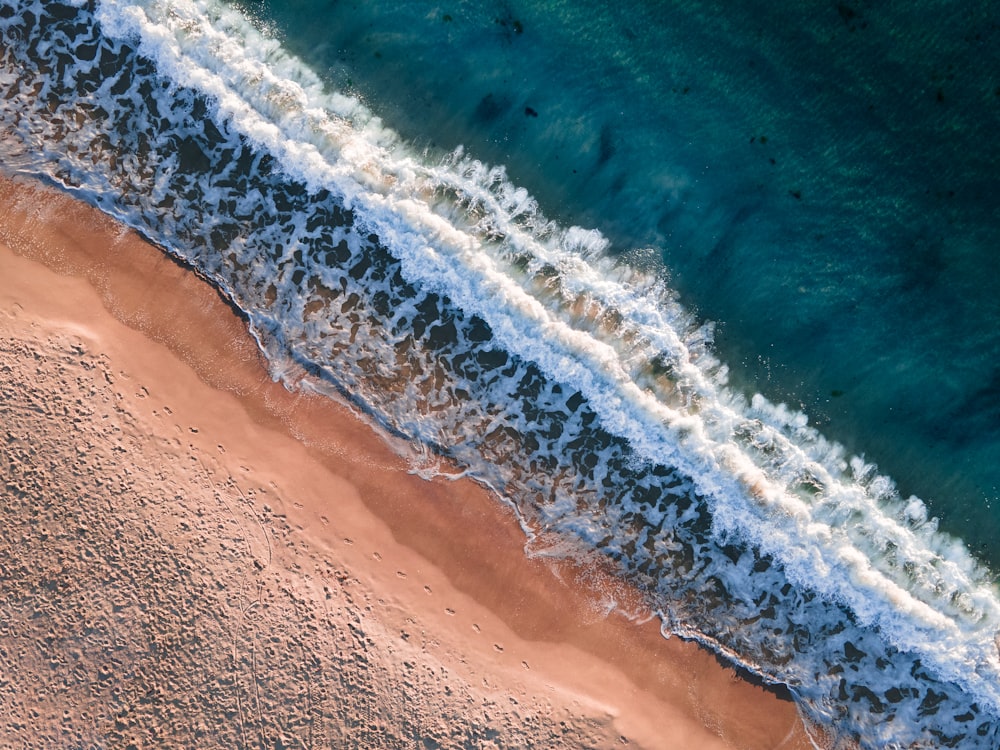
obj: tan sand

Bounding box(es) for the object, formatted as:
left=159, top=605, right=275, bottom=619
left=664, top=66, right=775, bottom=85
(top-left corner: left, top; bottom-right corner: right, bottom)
left=0, top=174, right=826, bottom=749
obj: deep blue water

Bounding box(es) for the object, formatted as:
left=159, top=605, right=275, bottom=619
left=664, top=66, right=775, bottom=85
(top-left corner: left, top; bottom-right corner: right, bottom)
left=3, top=1, right=1000, bottom=746
left=235, top=0, right=1000, bottom=565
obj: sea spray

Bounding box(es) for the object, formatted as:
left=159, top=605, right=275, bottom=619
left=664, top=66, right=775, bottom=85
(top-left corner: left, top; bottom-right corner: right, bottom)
left=1, top=1, right=998, bottom=745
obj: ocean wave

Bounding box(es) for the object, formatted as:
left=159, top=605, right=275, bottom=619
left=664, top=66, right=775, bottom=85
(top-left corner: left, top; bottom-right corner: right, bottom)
left=1, top=0, right=998, bottom=745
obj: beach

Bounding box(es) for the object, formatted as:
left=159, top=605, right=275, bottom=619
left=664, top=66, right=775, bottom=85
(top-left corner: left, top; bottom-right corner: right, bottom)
left=0, top=174, right=820, bottom=747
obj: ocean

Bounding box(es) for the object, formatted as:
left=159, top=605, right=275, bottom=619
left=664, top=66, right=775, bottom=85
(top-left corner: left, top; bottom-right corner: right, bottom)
left=2, top=0, right=999, bottom=746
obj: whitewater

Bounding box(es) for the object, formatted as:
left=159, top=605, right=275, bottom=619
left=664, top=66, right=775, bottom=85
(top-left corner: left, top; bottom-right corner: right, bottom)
left=1, top=0, right=998, bottom=746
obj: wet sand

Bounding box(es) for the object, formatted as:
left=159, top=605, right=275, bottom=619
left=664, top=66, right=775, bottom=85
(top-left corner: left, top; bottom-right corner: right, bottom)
left=0, top=174, right=823, bottom=748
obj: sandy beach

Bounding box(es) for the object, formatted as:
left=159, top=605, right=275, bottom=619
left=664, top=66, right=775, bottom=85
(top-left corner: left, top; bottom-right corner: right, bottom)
left=0, top=174, right=821, bottom=748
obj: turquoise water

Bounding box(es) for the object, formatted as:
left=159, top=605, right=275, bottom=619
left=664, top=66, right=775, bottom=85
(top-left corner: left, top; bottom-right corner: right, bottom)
left=3, top=1, right=1000, bottom=745
left=235, top=0, right=1000, bottom=566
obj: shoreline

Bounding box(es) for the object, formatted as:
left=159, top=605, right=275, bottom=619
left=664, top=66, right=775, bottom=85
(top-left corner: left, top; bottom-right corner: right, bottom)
left=0, top=173, right=822, bottom=748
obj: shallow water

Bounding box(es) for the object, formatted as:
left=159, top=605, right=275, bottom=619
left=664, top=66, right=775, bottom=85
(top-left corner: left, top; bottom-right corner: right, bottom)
left=2, top=0, right=1000, bottom=746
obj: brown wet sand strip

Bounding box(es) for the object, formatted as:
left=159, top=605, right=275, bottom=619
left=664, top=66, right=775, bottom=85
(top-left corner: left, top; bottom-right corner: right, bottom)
left=0, top=174, right=826, bottom=748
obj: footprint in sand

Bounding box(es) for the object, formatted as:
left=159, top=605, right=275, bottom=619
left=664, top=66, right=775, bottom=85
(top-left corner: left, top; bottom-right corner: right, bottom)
left=372, top=551, right=382, bottom=561
left=320, top=515, right=329, bottom=525
left=396, top=570, right=407, bottom=579
left=493, top=644, right=504, bottom=653
left=445, top=608, right=455, bottom=616
left=472, top=623, right=480, bottom=633
left=423, top=585, right=432, bottom=595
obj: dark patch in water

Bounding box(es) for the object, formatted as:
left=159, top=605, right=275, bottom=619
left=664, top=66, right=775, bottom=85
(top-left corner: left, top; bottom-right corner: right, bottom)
left=598, top=124, right=615, bottom=165
left=835, top=3, right=867, bottom=31
left=473, top=93, right=510, bottom=123
left=837, top=4, right=857, bottom=23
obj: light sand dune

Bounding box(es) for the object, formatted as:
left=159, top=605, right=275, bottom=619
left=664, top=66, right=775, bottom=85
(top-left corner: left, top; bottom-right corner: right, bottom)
left=0, top=174, right=823, bottom=748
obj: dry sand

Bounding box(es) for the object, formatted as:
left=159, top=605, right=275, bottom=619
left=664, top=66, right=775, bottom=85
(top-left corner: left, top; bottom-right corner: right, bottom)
left=0, top=174, right=824, bottom=749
